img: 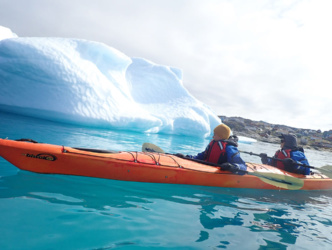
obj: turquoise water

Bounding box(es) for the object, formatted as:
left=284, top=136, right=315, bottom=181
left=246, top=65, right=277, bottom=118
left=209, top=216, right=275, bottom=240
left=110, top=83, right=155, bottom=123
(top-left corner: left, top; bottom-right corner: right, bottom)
left=1, top=111, right=332, bottom=249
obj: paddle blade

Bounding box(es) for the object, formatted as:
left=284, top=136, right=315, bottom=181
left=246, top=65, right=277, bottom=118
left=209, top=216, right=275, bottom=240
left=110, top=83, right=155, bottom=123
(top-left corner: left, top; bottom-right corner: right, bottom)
left=142, top=143, right=164, bottom=153
left=250, top=172, right=304, bottom=190
left=319, top=165, right=332, bottom=178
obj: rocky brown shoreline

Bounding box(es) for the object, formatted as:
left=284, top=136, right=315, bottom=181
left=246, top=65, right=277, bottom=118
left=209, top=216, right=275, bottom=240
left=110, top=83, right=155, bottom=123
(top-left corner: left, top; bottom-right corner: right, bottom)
left=220, top=116, right=332, bottom=152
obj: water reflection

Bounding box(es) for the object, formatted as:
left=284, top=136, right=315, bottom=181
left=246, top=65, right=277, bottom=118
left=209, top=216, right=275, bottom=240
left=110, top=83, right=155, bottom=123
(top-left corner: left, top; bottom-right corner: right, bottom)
left=1, top=169, right=332, bottom=248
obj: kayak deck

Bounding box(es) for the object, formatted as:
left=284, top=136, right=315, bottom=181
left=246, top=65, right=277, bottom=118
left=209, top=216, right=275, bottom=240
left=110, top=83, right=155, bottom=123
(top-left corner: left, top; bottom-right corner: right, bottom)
left=0, top=138, right=331, bottom=190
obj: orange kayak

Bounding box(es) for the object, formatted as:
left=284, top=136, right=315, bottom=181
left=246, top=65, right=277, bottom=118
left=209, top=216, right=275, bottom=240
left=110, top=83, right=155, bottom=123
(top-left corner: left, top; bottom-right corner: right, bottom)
left=1, top=138, right=331, bottom=190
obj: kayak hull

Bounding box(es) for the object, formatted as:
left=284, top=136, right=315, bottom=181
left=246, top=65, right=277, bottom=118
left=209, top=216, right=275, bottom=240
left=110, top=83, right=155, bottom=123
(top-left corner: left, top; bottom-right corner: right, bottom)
left=1, top=138, right=331, bottom=190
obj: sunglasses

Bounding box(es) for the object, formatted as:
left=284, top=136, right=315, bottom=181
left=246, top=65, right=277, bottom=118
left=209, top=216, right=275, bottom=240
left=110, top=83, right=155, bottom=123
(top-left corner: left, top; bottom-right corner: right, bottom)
left=281, top=140, right=285, bottom=143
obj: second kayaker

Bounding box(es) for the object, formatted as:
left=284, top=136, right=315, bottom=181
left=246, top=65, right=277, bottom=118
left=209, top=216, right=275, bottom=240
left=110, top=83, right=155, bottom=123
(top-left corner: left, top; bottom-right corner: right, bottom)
left=260, top=133, right=310, bottom=175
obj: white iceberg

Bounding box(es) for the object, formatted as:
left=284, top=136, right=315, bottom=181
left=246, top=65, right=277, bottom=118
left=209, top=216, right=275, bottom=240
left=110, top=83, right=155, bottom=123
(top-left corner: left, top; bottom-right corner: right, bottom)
left=0, top=26, right=221, bottom=137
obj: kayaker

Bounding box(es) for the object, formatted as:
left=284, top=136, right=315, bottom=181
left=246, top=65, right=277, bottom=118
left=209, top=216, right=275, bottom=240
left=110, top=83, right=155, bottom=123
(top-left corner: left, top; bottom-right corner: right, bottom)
left=260, top=133, right=310, bottom=175
left=177, top=124, right=247, bottom=174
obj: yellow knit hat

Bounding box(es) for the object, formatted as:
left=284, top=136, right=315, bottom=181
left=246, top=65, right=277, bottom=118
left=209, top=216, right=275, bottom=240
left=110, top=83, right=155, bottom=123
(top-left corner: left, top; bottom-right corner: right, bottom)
left=214, top=124, right=231, bottom=140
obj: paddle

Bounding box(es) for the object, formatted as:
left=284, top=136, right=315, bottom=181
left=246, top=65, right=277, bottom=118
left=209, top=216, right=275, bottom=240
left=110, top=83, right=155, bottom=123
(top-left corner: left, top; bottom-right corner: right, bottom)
left=142, top=143, right=304, bottom=190
left=240, top=150, right=332, bottom=178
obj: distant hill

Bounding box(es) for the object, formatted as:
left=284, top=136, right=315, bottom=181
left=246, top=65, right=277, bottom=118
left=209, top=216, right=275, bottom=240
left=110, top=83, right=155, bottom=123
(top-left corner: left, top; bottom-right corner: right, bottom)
left=219, top=116, right=332, bottom=152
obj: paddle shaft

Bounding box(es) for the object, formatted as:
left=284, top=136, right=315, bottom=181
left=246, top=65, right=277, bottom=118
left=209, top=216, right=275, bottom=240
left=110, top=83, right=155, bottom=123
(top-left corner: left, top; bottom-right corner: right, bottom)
left=182, top=156, right=293, bottom=182
left=142, top=142, right=304, bottom=189
left=240, top=150, right=317, bottom=169
left=143, top=142, right=290, bottom=175
left=241, top=150, right=332, bottom=177
left=182, top=156, right=284, bottom=180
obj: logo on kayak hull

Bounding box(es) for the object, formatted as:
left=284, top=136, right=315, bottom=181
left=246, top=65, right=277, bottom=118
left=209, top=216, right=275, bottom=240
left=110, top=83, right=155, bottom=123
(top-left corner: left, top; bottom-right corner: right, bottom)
left=22, top=153, right=57, bottom=161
